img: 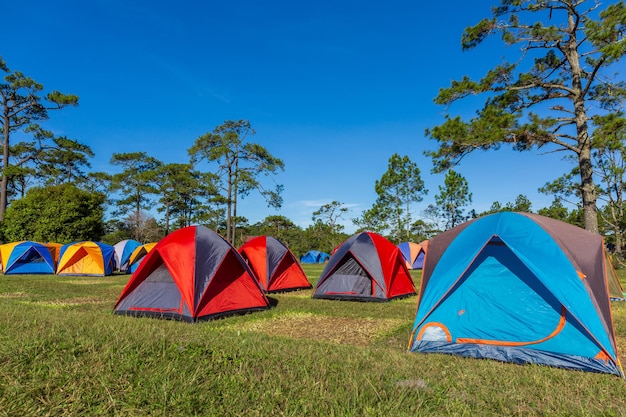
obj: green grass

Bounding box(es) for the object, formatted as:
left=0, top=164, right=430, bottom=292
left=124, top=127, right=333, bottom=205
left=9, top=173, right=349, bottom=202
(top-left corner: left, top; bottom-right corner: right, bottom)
left=0, top=266, right=626, bottom=416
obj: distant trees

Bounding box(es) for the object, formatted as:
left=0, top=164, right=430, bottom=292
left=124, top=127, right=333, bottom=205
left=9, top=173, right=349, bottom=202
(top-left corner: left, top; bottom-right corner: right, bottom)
left=352, top=203, right=389, bottom=235
left=189, top=120, right=285, bottom=243
left=307, top=201, right=350, bottom=252
left=109, top=152, right=161, bottom=242
left=0, top=57, right=79, bottom=221
left=5, top=50, right=625, bottom=249
left=434, top=170, right=472, bottom=230
left=312, top=201, right=348, bottom=235
left=480, top=194, right=533, bottom=217
left=424, top=0, right=626, bottom=233
left=352, top=154, right=427, bottom=243
left=374, top=154, right=427, bottom=242
left=2, top=184, right=105, bottom=243
left=154, top=163, right=221, bottom=235
left=38, top=135, right=94, bottom=185
left=592, top=114, right=626, bottom=256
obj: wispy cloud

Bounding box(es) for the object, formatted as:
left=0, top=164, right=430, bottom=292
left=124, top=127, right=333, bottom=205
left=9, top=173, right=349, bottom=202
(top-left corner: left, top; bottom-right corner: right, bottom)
left=291, top=200, right=360, bottom=210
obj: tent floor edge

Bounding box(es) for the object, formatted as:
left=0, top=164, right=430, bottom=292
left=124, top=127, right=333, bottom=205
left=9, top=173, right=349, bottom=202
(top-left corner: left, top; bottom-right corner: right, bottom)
left=194, top=306, right=272, bottom=322
left=410, top=340, right=623, bottom=377
left=312, top=294, right=391, bottom=302
left=113, top=310, right=194, bottom=323
left=266, top=285, right=312, bottom=294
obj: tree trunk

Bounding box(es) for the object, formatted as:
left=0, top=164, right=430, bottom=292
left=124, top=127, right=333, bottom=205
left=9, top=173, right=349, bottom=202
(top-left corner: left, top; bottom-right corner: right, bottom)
left=579, top=147, right=598, bottom=233
left=0, top=114, right=9, bottom=222
left=615, top=230, right=623, bottom=258
left=134, top=192, right=141, bottom=241
left=231, top=150, right=240, bottom=244
left=567, top=8, right=598, bottom=234
left=226, top=168, right=233, bottom=243
left=164, top=201, right=170, bottom=235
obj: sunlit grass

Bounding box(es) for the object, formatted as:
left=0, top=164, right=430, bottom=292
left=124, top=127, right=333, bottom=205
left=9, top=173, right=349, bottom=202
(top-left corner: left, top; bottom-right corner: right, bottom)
left=0, top=268, right=625, bottom=415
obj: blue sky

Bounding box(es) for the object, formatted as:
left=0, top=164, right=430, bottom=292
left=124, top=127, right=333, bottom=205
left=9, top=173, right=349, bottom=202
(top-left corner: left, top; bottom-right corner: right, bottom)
left=3, top=1, right=574, bottom=233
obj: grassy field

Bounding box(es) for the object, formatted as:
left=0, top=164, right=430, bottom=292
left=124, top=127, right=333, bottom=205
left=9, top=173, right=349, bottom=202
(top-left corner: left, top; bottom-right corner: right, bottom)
left=1, top=265, right=626, bottom=416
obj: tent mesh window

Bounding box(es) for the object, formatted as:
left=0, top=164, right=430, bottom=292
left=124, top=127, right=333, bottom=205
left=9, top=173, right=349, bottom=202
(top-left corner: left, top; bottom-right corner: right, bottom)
left=322, top=256, right=371, bottom=295
left=19, top=249, right=46, bottom=264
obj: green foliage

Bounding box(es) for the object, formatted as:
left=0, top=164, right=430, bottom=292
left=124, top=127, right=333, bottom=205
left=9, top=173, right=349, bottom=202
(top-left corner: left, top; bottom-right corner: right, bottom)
left=537, top=198, right=571, bottom=222
left=189, top=120, right=285, bottom=243
left=352, top=154, right=427, bottom=242
left=2, top=183, right=105, bottom=243
left=154, top=163, right=221, bottom=234
left=99, top=219, right=133, bottom=245
left=434, top=170, right=472, bottom=230
left=352, top=202, right=391, bottom=235
left=479, top=194, right=533, bottom=217
left=109, top=152, right=161, bottom=240
left=373, top=154, right=427, bottom=243
left=425, top=0, right=626, bottom=233
left=246, top=215, right=303, bottom=252
left=311, top=201, right=348, bottom=235
left=37, top=135, right=94, bottom=185
left=0, top=56, right=79, bottom=220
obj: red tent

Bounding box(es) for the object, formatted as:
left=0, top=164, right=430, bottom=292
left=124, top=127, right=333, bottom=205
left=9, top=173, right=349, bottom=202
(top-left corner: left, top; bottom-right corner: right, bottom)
left=313, top=232, right=416, bottom=301
left=114, top=226, right=270, bottom=321
left=239, top=236, right=312, bottom=293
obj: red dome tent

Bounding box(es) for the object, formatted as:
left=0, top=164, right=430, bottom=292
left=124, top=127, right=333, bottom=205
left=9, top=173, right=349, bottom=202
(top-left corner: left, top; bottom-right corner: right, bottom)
left=114, top=226, right=270, bottom=322
left=238, top=236, right=312, bottom=293
left=313, top=232, right=416, bottom=301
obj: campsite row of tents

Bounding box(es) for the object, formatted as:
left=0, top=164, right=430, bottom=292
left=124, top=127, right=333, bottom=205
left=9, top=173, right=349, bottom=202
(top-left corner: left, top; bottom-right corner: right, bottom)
left=113, top=212, right=626, bottom=377
left=6, top=213, right=622, bottom=376
left=114, top=227, right=418, bottom=321
left=0, top=240, right=156, bottom=276
left=114, top=227, right=313, bottom=321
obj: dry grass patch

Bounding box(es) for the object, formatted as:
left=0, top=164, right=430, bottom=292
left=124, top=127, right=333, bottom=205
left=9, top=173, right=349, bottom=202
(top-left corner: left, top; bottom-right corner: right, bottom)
left=0, top=291, right=27, bottom=298
left=273, top=290, right=314, bottom=298
left=20, top=297, right=108, bottom=308
left=231, top=312, right=406, bottom=346
left=61, top=279, right=112, bottom=285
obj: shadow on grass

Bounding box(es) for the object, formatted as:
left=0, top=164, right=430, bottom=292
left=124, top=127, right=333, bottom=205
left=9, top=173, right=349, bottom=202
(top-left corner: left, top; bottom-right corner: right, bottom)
left=267, top=296, right=279, bottom=307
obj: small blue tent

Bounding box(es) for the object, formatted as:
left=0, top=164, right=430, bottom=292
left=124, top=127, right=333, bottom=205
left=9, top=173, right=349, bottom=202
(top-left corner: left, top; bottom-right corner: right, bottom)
left=409, top=212, right=623, bottom=377
left=113, top=239, right=141, bottom=272
left=0, top=241, right=56, bottom=274
left=397, top=241, right=428, bottom=270
left=300, top=250, right=330, bottom=264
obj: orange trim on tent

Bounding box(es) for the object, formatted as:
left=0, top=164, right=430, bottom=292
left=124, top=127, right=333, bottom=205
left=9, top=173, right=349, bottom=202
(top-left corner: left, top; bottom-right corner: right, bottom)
left=595, top=350, right=612, bottom=363
left=601, top=239, right=623, bottom=371
left=415, top=322, right=452, bottom=343
left=456, top=306, right=567, bottom=347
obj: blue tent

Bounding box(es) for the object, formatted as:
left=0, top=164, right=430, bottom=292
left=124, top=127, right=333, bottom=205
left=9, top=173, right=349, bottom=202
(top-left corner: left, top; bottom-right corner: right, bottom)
left=409, top=212, right=623, bottom=377
left=113, top=239, right=141, bottom=271
left=397, top=241, right=428, bottom=270
left=0, top=241, right=56, bottom=274
left=300, top=250, right=330, bottom=264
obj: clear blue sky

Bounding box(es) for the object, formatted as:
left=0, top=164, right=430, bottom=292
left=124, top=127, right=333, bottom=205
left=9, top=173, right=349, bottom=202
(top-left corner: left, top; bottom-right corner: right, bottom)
left=3, top=1, right=574, bottom=233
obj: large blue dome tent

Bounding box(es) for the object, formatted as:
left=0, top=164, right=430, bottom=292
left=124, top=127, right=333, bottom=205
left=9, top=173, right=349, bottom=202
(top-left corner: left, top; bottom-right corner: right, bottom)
left=409, top=212, right=624, bottom=377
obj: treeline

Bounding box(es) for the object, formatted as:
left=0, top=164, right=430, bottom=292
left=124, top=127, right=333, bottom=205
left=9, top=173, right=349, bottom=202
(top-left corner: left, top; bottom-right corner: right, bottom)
left=2, top=53, right=626, bottom=260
